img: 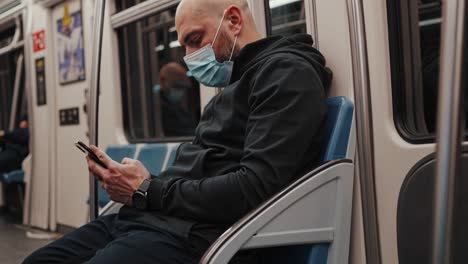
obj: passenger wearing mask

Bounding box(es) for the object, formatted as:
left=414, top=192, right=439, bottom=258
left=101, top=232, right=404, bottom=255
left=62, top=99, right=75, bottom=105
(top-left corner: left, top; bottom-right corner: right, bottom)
left=25, top=0, right=331, bottom=263
left=156, top=62, right=197, bottom=136
left=0, top=115, right=29, bottom=174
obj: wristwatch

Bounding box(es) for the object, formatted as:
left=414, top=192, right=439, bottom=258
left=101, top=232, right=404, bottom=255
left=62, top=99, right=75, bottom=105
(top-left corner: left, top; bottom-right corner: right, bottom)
left=132, top=179, right=151, bottom=210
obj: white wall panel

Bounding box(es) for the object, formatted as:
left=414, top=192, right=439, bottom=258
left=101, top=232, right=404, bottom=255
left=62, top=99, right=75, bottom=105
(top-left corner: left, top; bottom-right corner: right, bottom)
left=315, top=0, right=354, bottom=98
left=24, top=2, right=52, bottom=230
left=51, top=0, right=92, bottom=228
left=98, top=0, right=126, bottom=149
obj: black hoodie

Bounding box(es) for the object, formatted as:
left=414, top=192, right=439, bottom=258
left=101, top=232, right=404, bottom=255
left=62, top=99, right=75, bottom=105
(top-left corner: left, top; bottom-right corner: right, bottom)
left=119, top=34, right=332, bottom=253
left=0, top=127, right=29, bottom=158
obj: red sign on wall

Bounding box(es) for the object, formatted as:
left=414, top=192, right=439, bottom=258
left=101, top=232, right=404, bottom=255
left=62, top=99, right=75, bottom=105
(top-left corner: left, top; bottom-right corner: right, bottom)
left=32, top=30, right=45, bottom=52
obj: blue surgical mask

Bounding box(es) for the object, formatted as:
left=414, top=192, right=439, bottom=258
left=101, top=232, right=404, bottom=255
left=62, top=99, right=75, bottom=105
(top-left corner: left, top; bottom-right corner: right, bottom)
left=184, top=11, right=238, bottom=88
left=166, top=89, right=185, bottom=104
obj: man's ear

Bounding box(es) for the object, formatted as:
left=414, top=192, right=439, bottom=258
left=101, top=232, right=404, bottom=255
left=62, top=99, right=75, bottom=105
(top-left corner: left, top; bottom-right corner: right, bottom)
left=225, top=5, right=243, bottom=35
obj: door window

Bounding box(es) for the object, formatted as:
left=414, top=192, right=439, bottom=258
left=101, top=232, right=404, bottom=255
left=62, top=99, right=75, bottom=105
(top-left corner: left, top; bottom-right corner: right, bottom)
left=387, top=0, right=467, bottom=142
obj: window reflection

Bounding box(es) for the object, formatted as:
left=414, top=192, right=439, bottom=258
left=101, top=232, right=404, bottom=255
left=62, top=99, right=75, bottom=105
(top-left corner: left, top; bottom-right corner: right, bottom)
left=418, top=0, right=442, bottom=133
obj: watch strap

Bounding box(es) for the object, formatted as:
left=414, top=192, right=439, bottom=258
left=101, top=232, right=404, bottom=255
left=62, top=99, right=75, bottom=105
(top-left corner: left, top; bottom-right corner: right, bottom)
left=138, top=178, right=151, bottom=193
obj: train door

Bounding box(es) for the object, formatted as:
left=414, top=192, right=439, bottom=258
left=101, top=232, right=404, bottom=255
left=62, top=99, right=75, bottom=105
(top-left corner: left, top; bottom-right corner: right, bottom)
left=0, top=8, right=27, bottom=212
left=50, top=0, right=93, bottom=228
left=362, top=0, right=467, bottom=263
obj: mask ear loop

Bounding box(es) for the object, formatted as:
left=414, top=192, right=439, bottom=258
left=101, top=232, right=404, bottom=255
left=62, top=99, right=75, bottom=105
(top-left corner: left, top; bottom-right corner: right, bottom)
left=229, top=35, right=238, bottom=61
left=212, top=10, right=227, bottom=47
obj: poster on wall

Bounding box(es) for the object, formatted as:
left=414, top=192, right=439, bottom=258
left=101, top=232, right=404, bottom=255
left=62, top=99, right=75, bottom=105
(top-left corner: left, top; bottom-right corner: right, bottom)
left=32, top=30, right=46, bottom=53
left=35, top=58, right=47, bottom=106
left=56, top=3, right=86, bottom=84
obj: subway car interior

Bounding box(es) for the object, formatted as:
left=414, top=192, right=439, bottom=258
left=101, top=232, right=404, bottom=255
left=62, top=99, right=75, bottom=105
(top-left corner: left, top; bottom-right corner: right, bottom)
left=0, top=0, right=467, bottom=263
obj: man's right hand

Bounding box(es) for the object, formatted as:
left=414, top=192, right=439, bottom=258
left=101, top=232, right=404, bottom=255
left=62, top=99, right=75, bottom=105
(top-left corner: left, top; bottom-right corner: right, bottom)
left=86, top=146, right=150, bottom=206
left=0, top=130, right=4, bottom=137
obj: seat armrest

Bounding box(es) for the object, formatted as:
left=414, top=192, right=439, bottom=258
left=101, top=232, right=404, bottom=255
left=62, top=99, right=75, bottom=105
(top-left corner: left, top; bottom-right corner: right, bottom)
left=200, top=159, right=354, bottom=264
left=100, top=201, right=123, bottom=215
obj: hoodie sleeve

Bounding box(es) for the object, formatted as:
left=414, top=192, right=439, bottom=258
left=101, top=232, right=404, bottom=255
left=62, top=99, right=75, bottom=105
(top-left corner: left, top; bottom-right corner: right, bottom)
left=146, top=56, right=327, bottom=224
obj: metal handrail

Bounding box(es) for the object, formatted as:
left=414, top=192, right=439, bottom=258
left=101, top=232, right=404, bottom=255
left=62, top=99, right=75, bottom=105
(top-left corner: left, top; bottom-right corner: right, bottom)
left=8, top=53, right=23, bottom=131
left=88, top=0, right=107, bottom=221
left=0, top=16, right=21, bottom=56
left=431, top=0, right=466, bottom=263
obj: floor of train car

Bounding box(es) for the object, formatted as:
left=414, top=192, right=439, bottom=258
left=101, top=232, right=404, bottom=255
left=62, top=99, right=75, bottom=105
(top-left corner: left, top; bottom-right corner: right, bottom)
left=0, top=209, right=55, bottom=264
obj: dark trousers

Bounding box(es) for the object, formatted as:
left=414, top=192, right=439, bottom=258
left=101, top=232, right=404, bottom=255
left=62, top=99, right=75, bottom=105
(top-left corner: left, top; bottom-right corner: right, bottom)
left=23, top=214, right=201, bottom=264
left=1, top=149, right=24, bottom=212
left=0, top=149, right=22, bottom=173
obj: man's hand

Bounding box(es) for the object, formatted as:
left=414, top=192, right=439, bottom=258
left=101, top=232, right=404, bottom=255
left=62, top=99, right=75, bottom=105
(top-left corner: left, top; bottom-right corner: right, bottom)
left=0, top=130, right=4, bottom=137
left=86, top=145, right=151, bottom=206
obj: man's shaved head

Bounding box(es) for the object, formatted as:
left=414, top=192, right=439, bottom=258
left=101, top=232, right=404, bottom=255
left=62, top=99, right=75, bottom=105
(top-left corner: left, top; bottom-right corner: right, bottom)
left=177, top=0, right=252, bottom=23
left=175, top=0, right=261, bottom=59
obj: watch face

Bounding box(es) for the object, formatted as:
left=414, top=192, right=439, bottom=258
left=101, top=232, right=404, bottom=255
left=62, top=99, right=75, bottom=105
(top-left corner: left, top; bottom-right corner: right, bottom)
left=132, top=191, right=147, bottom=210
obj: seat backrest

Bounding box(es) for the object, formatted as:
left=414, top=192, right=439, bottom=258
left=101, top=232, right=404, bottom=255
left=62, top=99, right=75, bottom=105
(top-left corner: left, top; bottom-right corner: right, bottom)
left=137, top=144, right=168, bottom=176
left=106, top=145, right=137, bottom=163
left=273, top=96, right=354, bottom=264
left=166, top=143, right=180, bottom=168
left=322, top=96, right=354, bottom=162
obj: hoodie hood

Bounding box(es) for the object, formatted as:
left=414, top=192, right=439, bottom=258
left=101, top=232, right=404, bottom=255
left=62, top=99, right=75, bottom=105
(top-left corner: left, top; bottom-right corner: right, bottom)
left=232, top=34, right=332, bottom=92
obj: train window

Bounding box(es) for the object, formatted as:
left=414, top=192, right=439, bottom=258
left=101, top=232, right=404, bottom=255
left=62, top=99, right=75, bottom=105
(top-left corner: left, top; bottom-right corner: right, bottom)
left=388, top=0, right=467, bottom=142
left=0, top=22, right=25, bottom=131
left=117, top=5, right=201, bottom=142
left=265, top=0, right=307, bottom=36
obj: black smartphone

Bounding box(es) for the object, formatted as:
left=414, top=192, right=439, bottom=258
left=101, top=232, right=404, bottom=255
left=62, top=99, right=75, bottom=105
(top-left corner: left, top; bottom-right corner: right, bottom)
left=75, top=141, right=108, bottom=169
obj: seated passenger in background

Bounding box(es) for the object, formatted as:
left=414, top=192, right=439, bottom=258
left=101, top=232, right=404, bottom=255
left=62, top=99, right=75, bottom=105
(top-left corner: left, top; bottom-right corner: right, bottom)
left=157, top=62, right=198, bottom=136
left=24, top=0, right=331, bottom=263
left=0, top=115, right=29, bottom=174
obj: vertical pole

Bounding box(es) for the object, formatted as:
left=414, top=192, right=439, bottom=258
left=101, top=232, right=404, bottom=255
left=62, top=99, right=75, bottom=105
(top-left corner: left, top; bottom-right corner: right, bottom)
left=9, top=53, right=23, bottom=131
left=88, top=0, right=107, bottom=221
left=432, top=0, right=466, bottom=263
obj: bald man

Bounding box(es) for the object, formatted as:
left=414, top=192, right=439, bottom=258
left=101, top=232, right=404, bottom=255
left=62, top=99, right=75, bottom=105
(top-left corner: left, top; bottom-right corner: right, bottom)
left=25, top=0, right=331, bottom=263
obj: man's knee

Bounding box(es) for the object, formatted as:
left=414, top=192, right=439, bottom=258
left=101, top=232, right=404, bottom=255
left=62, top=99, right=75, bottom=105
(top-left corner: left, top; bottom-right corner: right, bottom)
left=23, top=215, right=118, bottom=264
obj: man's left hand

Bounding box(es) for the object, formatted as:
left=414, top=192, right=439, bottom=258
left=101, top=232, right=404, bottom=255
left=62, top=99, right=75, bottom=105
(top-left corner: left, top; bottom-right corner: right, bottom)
left=86, top=146, right=151, bottom=206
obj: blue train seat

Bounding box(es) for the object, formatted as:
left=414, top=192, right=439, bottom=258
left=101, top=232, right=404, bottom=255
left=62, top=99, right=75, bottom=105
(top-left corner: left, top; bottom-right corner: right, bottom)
left=98, top=145, right=137, bottom=207
left=137, top=144, right=168, bottom=177
left=100, top=143, right=177, bottom=215
left=322, top=97, right=355, bottom=162
left=201, top=96, right=355, bottom=264
left=102, top=97, right=354, bottom=263
left=277, top=96, right=354, bottom=264
left=166, top=143, right=180, bottom=167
